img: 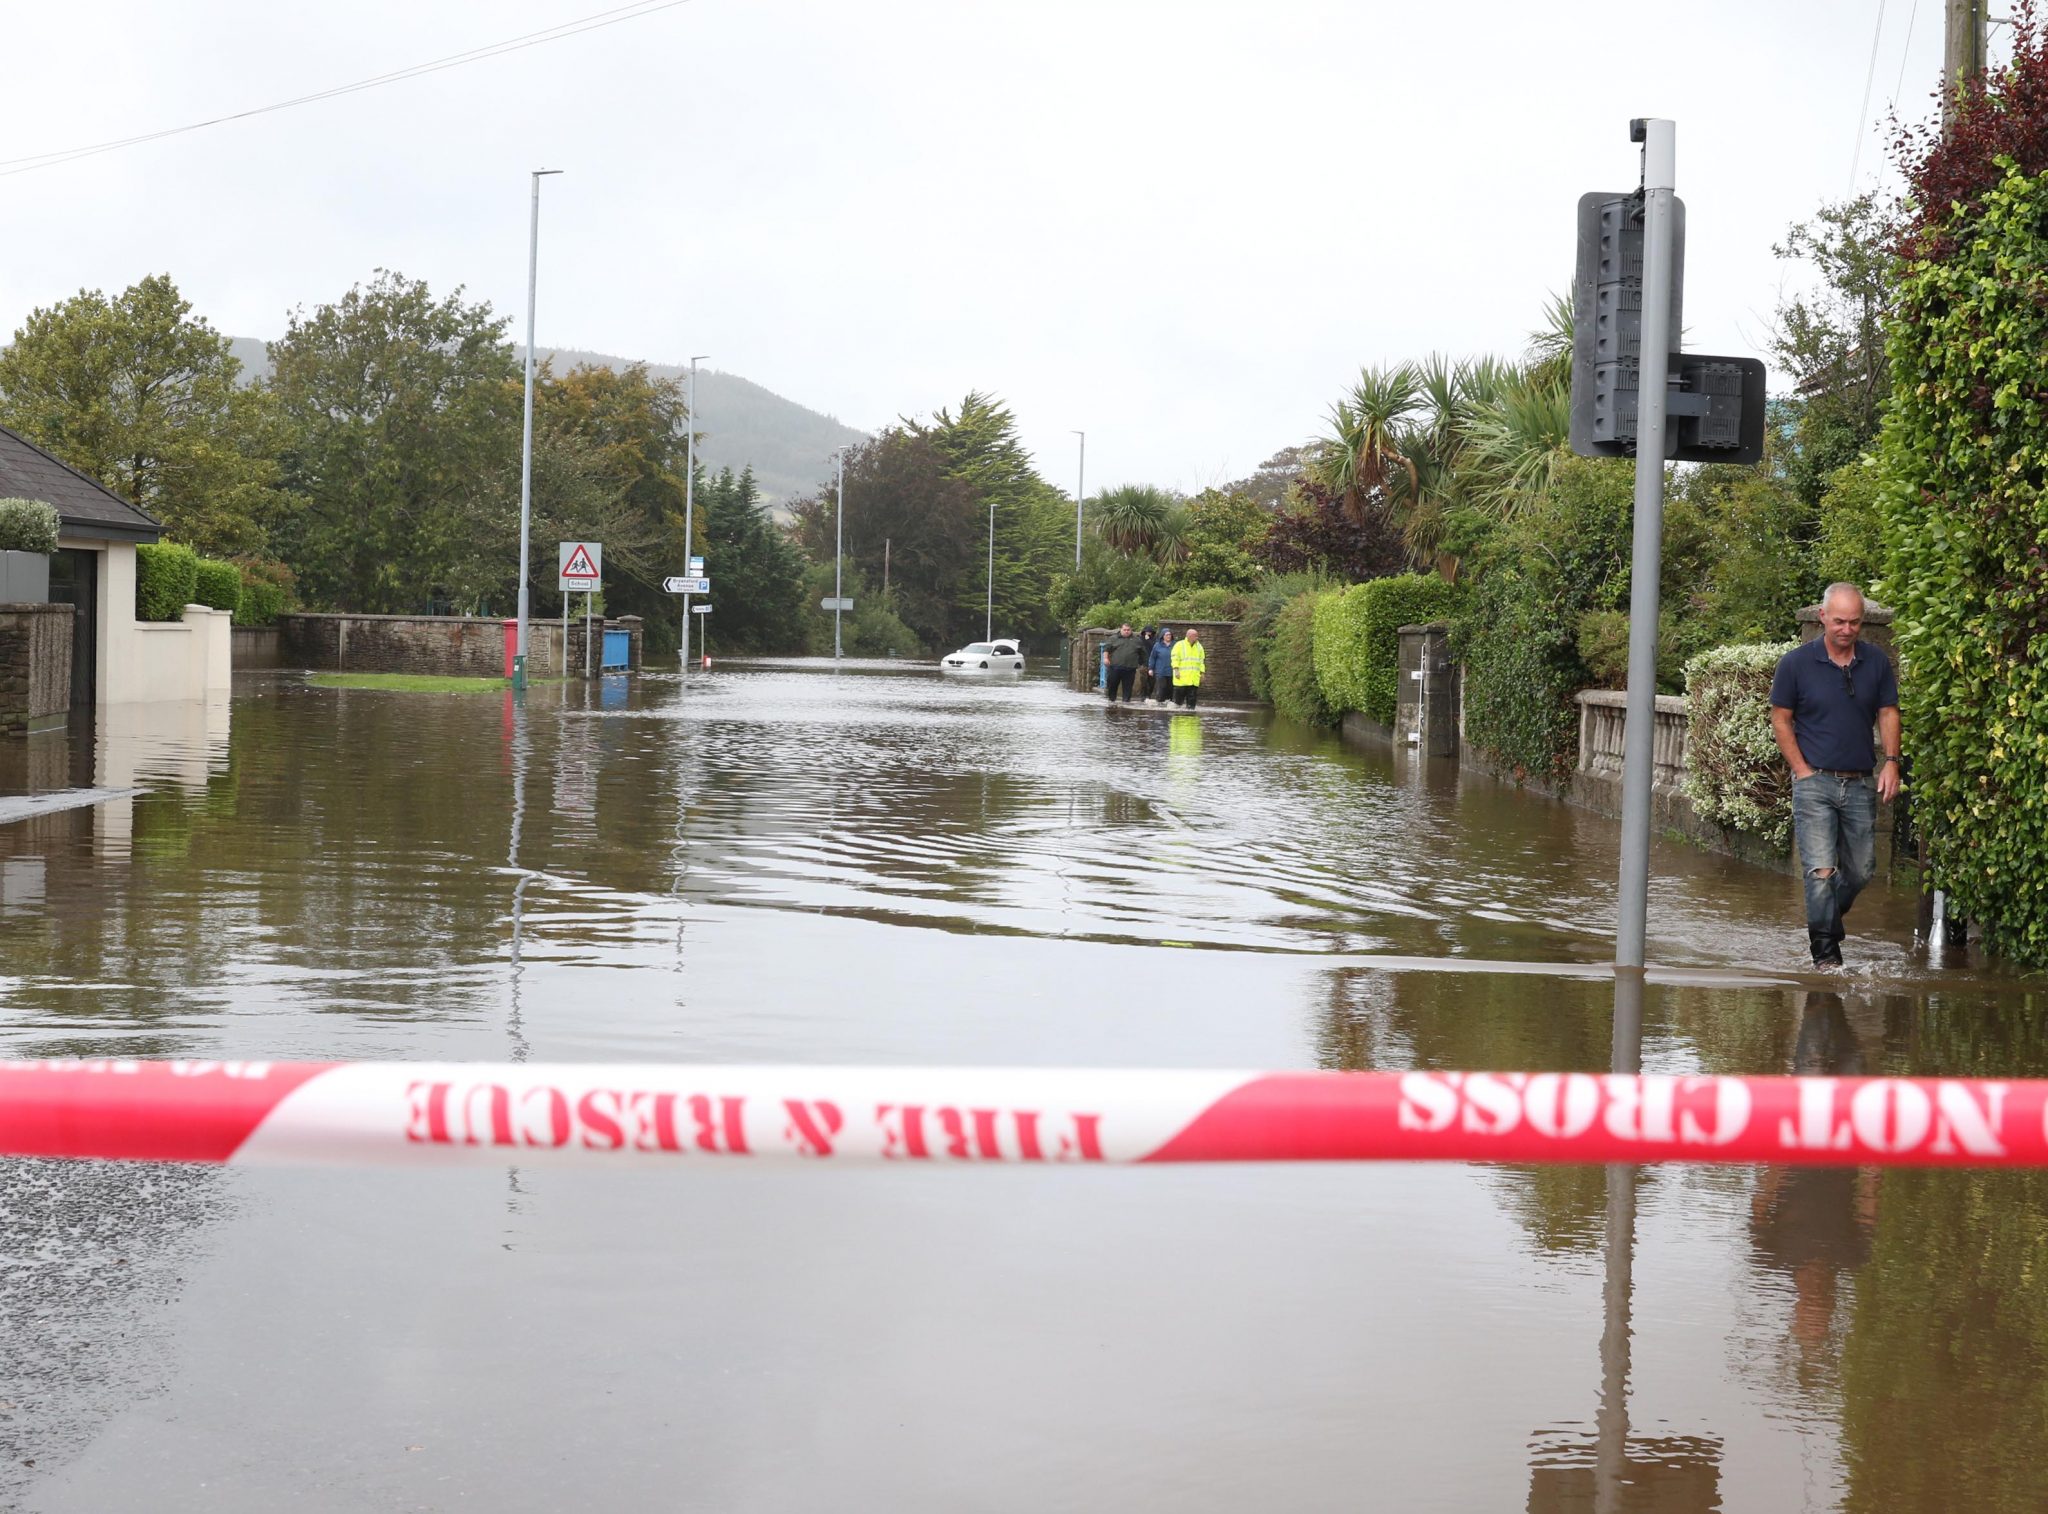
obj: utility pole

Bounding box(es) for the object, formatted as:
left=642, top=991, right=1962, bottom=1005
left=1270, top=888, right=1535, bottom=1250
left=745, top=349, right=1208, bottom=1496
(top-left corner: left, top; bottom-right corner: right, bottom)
left=514, top=168, right=562, bottom=692
left=1944, top=0, right=1990, bottom=125
left=681, top=355, right=708, bottom=670
left=1071, top=430, right=1086, bottom=569
left=833, top=449, right=846, bottom=660
left=883, top=537, right=891, bottom=600
left=1612, top=118, right=1678, bottom=974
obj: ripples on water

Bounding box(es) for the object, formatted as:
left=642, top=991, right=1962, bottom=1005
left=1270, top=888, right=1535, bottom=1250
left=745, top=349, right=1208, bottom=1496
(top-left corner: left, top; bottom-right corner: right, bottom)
left=0, top=660, right=2044, bottom=1512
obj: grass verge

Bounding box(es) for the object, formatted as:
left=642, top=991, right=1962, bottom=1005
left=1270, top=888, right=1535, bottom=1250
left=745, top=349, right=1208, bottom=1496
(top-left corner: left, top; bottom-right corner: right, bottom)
left=307, top=673, right=514, bottom=693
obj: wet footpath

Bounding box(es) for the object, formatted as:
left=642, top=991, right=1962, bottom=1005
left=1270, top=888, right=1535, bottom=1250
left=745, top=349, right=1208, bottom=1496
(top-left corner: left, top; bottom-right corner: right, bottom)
left=2, top=661, right=2044, bottom=1512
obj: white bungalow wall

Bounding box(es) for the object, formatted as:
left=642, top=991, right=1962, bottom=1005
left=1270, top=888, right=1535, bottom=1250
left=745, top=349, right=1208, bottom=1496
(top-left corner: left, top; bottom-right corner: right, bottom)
left=58, top=538, right=233, bottom=705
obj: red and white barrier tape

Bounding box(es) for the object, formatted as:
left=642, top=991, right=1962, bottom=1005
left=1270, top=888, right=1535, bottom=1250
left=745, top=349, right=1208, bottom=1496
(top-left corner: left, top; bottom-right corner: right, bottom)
left=3, top=1059, right=2044, bottom=1167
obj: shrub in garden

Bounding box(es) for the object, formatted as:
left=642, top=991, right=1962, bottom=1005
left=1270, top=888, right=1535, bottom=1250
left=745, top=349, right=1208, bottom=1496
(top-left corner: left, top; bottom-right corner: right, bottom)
left=135, top=541, right=199, bottom=621
left=1268, top=589, right=1338, bottom=727
left=1682, top=642, right=1798, bottom=850
left=192, top=558, right=242, bottom=614
left=1239, top=571, right=1330, bottom=702
left=1879, top=14, right=2048, bottom=961
left=0, top=498, right=60, bottom=555
left=233, top=558, right=296, bottom=627
left=1455, top=456, right=1634, bottom=779
left=1312, top=573, right=1461, bottom=722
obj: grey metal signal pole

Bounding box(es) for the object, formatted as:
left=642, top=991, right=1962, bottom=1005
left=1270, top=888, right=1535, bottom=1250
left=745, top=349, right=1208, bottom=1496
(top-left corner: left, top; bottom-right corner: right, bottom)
left=1072, top=430, right=1086, bottom=568
left=1614, top=118, right=1677, bottom=972
left=833, top=448, right=846, bottom=659
left=985, top=495, right=996, bottom=642
left=682, top=354, right=708, bottom=670
left=515, top=168, right=562, bottom=692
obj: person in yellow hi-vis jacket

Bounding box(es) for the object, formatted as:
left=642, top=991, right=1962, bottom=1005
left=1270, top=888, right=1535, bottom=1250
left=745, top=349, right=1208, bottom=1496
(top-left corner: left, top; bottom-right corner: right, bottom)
left=1169, top=627, right=1206, bottom=709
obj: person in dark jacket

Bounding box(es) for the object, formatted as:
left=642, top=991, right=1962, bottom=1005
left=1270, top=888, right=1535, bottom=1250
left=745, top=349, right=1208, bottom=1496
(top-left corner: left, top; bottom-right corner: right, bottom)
left=1135, top=627, right=1158, bottom=700
left=1769, top=583, right=1900, bottom=965
left=1101, top=624, right=1143, bottom=702
left=1149, top=628, right=1176, bottom=704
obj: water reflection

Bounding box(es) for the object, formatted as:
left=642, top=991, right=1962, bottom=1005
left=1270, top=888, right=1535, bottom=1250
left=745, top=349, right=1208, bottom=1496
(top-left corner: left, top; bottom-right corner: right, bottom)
left=2, top=663, right=2047, bottom=1509
left=1749, top=995, right=1878, bottom=1372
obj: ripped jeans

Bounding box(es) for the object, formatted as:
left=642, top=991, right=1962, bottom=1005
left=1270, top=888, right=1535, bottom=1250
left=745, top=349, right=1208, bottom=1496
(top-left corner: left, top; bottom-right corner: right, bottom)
left=1792, top=772, right=1878, bottom=940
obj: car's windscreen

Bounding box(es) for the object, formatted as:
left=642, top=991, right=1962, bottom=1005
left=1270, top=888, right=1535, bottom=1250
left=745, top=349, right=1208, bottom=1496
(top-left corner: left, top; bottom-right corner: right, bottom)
left=963, top=644, right=993, bottom=654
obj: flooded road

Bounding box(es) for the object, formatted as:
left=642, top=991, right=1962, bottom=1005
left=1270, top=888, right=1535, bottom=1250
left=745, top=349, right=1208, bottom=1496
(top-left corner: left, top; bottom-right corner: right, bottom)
left=2, top=661, right=2045, bottom=1512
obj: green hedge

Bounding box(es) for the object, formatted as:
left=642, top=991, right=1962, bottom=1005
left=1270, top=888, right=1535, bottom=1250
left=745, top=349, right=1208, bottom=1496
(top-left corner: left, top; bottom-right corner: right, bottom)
left=1880, top=155, right=2048, bottom=962
left=234, top=560, right=296, bottom=627
left=192, top=558, right=242, bottom=614
left=0, top=497, right=60, bottom=555
left=1313, top=572, right=1460, bottom=723
left=135, top=541, right=199, bottom=622
left=1455, top=456, right=1635, bottom=780
left=236, top=578, right=285, bottom=627
left=1072, top=583, right=1252, bottom=635
left=1681, top=642, right=1798, bottom=849
left=1268, top=589, right=1338, bottom=727
left=1238, top=571, right=1329, bottom=702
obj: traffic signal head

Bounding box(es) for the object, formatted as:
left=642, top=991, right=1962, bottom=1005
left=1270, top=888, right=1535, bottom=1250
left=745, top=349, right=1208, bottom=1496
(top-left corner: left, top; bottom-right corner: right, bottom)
left=1568, top=190, right=1765, bottom=464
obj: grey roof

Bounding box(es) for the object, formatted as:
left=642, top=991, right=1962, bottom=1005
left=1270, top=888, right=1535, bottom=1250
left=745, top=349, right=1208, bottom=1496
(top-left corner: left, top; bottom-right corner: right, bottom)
left=0, top=424, right=162, bottom=542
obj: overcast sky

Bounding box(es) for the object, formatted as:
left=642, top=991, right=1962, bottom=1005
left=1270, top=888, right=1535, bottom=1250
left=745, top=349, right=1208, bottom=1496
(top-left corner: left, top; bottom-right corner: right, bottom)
left=5, top=0, right=1971, bottom=499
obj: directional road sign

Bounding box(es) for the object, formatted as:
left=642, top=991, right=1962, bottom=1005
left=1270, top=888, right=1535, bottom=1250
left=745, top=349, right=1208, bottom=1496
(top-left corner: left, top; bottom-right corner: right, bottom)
left=692, top=604, right=713, bottom=614
left=559, top=541, right=602, bottom=591
left=819, top=597, right=854, bottom=612
left=665, top=576, right=710, bottom=594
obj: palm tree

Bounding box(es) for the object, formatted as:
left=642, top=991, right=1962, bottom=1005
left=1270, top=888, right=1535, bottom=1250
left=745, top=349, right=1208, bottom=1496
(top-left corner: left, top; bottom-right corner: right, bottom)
left=1151, top=504, right=1193, bottom=565
left=1092, top=483, right=1177, bottom=557
left=1460, top=372, right=1572, bottom=519
left=1526, top=291, right=1575, bottom=391
left=1383, top=355, right=1515, bottom=572
left=1313, top=362, right=1421, bottom=522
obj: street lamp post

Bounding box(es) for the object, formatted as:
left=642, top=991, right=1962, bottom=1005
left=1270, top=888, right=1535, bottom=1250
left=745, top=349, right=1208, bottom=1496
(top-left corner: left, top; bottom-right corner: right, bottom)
left=1071, top=430, right=1085, bottom=569
left=681, top=354, right=709, bottom=669
left=514, top=167, right=562, bottom=692
left=832, top=448, right=846, bottom=660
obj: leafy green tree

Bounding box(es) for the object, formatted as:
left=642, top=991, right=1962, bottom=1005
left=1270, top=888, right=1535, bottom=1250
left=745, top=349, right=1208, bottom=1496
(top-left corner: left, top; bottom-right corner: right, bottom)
left=1771, top=195, right=1894, bottom=507
left=1663, top=446, right=1825, bottom=650
left=0, top=273, right=286, bottom=556
left=268, top=271, right=519, bottom=611
left=699, top=465, right=808, bottom=652
left=1455, top=456, right=1637, bottom=778
left=904, top=391, right=1069, bottom=641
left=436, top=413, right=666, bottom=618
left=799, top=561, right=920, bottom=656
left=536, top=362, right=697, bottom=648
left=788, top=428, right=978, bottom=651
left=1049, top=533, right=1161, bottom=630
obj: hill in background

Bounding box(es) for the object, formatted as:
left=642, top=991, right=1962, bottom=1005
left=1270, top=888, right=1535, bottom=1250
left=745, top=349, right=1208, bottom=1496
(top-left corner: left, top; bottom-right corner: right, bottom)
left=226, top=337, right=867, bottom=513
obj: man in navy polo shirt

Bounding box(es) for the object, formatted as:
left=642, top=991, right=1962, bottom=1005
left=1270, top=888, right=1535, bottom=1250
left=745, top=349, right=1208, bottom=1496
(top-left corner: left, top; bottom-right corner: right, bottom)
left=1769, top=583, right=1901, bottom=966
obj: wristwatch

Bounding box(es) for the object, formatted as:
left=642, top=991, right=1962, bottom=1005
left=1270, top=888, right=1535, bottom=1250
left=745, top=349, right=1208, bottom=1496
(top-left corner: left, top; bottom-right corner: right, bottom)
left=1878, top=754, right=1899, bottom=765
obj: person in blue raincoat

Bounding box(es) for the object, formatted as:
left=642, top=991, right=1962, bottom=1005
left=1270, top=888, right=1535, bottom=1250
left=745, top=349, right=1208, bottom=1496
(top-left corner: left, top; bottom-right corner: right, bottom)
left=1148, top=628, right=1176, bottom=704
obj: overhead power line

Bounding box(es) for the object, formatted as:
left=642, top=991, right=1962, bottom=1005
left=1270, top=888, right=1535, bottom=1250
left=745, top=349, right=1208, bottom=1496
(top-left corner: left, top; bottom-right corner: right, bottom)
left=0, top=0, right=695, bottom=180
left=1849, top=0, right=1891, bottom=192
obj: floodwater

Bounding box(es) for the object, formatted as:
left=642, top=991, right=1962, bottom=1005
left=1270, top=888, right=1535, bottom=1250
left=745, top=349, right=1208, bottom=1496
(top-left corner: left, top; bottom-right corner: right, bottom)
left=1, top=661, right=2044, bottom=1513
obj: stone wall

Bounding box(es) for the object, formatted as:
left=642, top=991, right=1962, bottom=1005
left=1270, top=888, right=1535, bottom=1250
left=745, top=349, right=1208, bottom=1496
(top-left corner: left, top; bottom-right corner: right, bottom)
left=281, top=614, right=507, bottom=677
left=1069, top=622, right=1253, bottom=702
left=232, top=626, right=281, bottom=668
left=0, top=603, right=72, bottom=735
left=280, top=613, right=645, bottom=678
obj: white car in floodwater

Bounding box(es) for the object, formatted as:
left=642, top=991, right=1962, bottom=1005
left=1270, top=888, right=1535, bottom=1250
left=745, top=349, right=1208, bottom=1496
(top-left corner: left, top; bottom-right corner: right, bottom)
left=941, top=640, right=1026, bottom=674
